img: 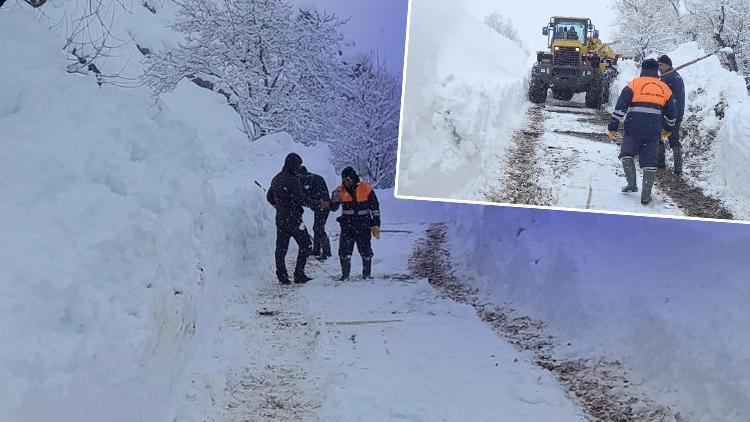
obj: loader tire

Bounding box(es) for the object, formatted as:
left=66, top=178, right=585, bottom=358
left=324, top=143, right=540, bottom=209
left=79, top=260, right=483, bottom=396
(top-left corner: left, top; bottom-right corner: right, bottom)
left=585, top=72, right=604, bottom=109
left=528, top=65, right=548, bottom=104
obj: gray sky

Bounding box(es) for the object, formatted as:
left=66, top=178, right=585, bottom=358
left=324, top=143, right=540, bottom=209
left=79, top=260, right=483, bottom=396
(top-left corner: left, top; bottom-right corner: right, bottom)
left=293, top=0, right=409, bottom=75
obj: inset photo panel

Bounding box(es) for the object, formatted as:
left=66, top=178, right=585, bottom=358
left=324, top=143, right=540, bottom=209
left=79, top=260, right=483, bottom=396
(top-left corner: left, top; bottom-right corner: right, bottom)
left=396, top=0, right=750, bottom=223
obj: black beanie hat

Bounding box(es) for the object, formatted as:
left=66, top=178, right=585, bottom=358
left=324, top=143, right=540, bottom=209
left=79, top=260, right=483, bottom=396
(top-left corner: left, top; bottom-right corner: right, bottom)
left=342, top=166, right=359, bottom=182
left=640, top=58, right=660, bottom=76
left=657, top=55, right=673, bottom=67
left=283, top=153, right=303, bottom=173
left=642, top=58, right=659, bottom=70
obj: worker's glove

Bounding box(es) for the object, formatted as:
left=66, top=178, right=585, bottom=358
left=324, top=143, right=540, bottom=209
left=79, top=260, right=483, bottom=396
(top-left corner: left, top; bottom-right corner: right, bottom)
left=370, top=226, right=381, bottom=239
left=661, top=129, right=672, bottom=139
left=319, top=200, right=330, bottom=211
left=330, top=190, right=341, bottom=204
left=607, top=130, right=617, bottom=140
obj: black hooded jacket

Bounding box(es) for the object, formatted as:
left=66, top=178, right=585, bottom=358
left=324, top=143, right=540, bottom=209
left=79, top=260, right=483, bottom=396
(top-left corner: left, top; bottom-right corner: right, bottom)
left=299, top=171, right=330, bottom=203
left=267, top=154, right=318, bottom=229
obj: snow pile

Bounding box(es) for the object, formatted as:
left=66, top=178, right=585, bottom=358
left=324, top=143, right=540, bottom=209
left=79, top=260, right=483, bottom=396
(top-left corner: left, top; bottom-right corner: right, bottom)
left=396, top=0, right=528, bottom=200
left=446, top=204, right=750, bottom=422
left=714, top=100, right=750, bottom=215
left=0, top=6, right=332, bottom=422
left=609, top=42, right=750, bottom=218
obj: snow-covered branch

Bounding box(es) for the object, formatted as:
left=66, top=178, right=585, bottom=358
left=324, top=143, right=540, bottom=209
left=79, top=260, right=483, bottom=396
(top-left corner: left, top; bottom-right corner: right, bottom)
left=144, top=0, right=348, bottom=142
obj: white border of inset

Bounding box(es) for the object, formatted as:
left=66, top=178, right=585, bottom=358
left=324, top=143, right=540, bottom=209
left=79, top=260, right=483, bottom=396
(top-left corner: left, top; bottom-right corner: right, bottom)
left=392, top=0, right=749, bottom=226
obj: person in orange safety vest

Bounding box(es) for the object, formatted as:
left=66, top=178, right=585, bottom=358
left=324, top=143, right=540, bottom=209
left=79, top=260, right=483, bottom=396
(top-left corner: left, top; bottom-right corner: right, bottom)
left=329, top=167, right=381, bottom=281
left=608, top=58, right=677, bottom=205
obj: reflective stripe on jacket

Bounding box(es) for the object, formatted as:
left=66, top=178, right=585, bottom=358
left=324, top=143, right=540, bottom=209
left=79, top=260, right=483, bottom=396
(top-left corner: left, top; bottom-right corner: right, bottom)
left=609, top=75, right=677, bottom=141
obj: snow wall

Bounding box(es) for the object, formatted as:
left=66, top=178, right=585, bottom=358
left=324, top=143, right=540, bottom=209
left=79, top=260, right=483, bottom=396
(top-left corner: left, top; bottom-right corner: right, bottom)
left=396, top=0, right=528, bottom=200
left=446, top=203, right=750, bottom=422
left=0, top=5, right=335, bottom=421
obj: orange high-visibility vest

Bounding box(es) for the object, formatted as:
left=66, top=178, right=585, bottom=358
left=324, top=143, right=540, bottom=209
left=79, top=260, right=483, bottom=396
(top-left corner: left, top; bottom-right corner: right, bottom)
left=627, top=77, right=673, bottom=106
left=338, top=183, right=373, bottom=203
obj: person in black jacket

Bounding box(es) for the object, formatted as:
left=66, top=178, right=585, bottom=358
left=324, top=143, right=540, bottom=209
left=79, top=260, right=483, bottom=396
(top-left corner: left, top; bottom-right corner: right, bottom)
left=658, top=55, right=686, bottom=174
left=329, top=167, right=380, bottom=280
left=608, top=58, right=677, bottom=205
left=266, top=153, right=319, bottom=285
left=298, top=166, right=332, bottom=260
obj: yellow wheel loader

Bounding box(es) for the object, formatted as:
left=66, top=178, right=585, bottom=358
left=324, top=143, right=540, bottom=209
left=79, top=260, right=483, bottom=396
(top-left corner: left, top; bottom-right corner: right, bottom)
left=529, top=17, right=620, bottom=108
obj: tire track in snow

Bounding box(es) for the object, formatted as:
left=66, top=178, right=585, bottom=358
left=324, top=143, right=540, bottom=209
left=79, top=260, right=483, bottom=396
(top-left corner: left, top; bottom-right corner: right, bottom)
left=409, top=223, right=686, bottom=422
left=495, top=99, right=734, bottom=219
left=487, top=104, right=554, bottom=206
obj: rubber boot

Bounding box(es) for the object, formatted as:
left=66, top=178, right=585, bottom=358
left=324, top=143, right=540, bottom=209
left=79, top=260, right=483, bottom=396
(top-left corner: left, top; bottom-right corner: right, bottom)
left=621, top=157, right=638, bottom=193
left=362, top=257, right=372, bottom=279
left=293, top=274, right=312, bottom=284
left=641, top=169, right=657, bottom=205
left=673, top=145, right=683, bottom=175
left=317, top=236, right=331, bottom=261
left=339, top=256, right=351, bottom=281
left=657, top=141, right=666, bottom=169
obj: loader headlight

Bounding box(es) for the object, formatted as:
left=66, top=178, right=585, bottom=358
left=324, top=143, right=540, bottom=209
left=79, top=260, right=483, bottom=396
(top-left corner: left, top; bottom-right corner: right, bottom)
left=554, top=46, right=560, bottom=51
left=575, top=47, right=580, bottom=52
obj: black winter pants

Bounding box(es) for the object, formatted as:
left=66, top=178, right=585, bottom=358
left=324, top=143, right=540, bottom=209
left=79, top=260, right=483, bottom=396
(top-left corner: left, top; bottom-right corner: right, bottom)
left=275, top=222, right=312, bottom=282
left=312, top=211, right=331, bottom=256
left=338, top=224, right=373, bottom=260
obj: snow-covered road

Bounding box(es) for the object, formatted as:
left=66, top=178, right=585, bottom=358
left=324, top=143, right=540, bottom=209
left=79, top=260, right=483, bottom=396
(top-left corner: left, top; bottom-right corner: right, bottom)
left=301, top=223, right=584, bottom=421
left=181, top=219, right=586, bottom=421
left=489, top=98, right=736, bottom=219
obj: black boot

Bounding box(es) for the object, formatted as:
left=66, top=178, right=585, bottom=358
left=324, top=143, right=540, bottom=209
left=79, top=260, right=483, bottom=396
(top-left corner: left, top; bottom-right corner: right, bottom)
left=293, top=273, right=312, bottom=284
left=322, top=236, right=332, bottom=259
left=673, top=145, right=683, bottom=175
left=362, top=257, right=372, bottom=279
left=311, top=236, right=321, bottom=257
left=621, top=157, right=638, bottom=193
left=641, top=169, right=657, bottom=205
left=657, top=141, right=666, bottom=169
left=339, top=256, right=351, bottom=281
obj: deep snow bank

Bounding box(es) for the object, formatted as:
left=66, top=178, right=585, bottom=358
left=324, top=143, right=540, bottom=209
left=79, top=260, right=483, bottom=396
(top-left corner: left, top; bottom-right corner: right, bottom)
left=0, top=6, right=330, bottom=421
left=715, top=100, right=750, bottom=215
left=396, top=0, right=528, bottom=200
left=446, top=204, right=750, bottom=422
left=609, top=42, right=750, bottom=218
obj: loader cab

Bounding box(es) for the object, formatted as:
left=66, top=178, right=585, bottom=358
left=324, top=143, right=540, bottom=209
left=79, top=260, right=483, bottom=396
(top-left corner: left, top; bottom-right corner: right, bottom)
left=542, top=17, right=597, bottom=46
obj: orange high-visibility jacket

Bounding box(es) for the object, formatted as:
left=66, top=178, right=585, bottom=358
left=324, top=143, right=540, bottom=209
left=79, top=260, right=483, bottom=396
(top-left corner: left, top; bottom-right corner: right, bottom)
left=331, top=182, right=380, bottom=227
left=609, top=75, right=677, bottom=140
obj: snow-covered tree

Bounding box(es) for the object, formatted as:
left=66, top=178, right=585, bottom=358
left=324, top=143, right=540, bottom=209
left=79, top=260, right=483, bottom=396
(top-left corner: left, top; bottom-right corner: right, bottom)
left=1, top=0, right=132, bottom=84
left=144, top=0, right=348, bottom=142
left=485, top=12, right=528, bottom=54
left=613, top=0, right=683, bottom=61
left=327, top=57, right=402, bottom=188
left=685, top=0, right=750, bottom=89
left=0, top=0, right=46, bottom=9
